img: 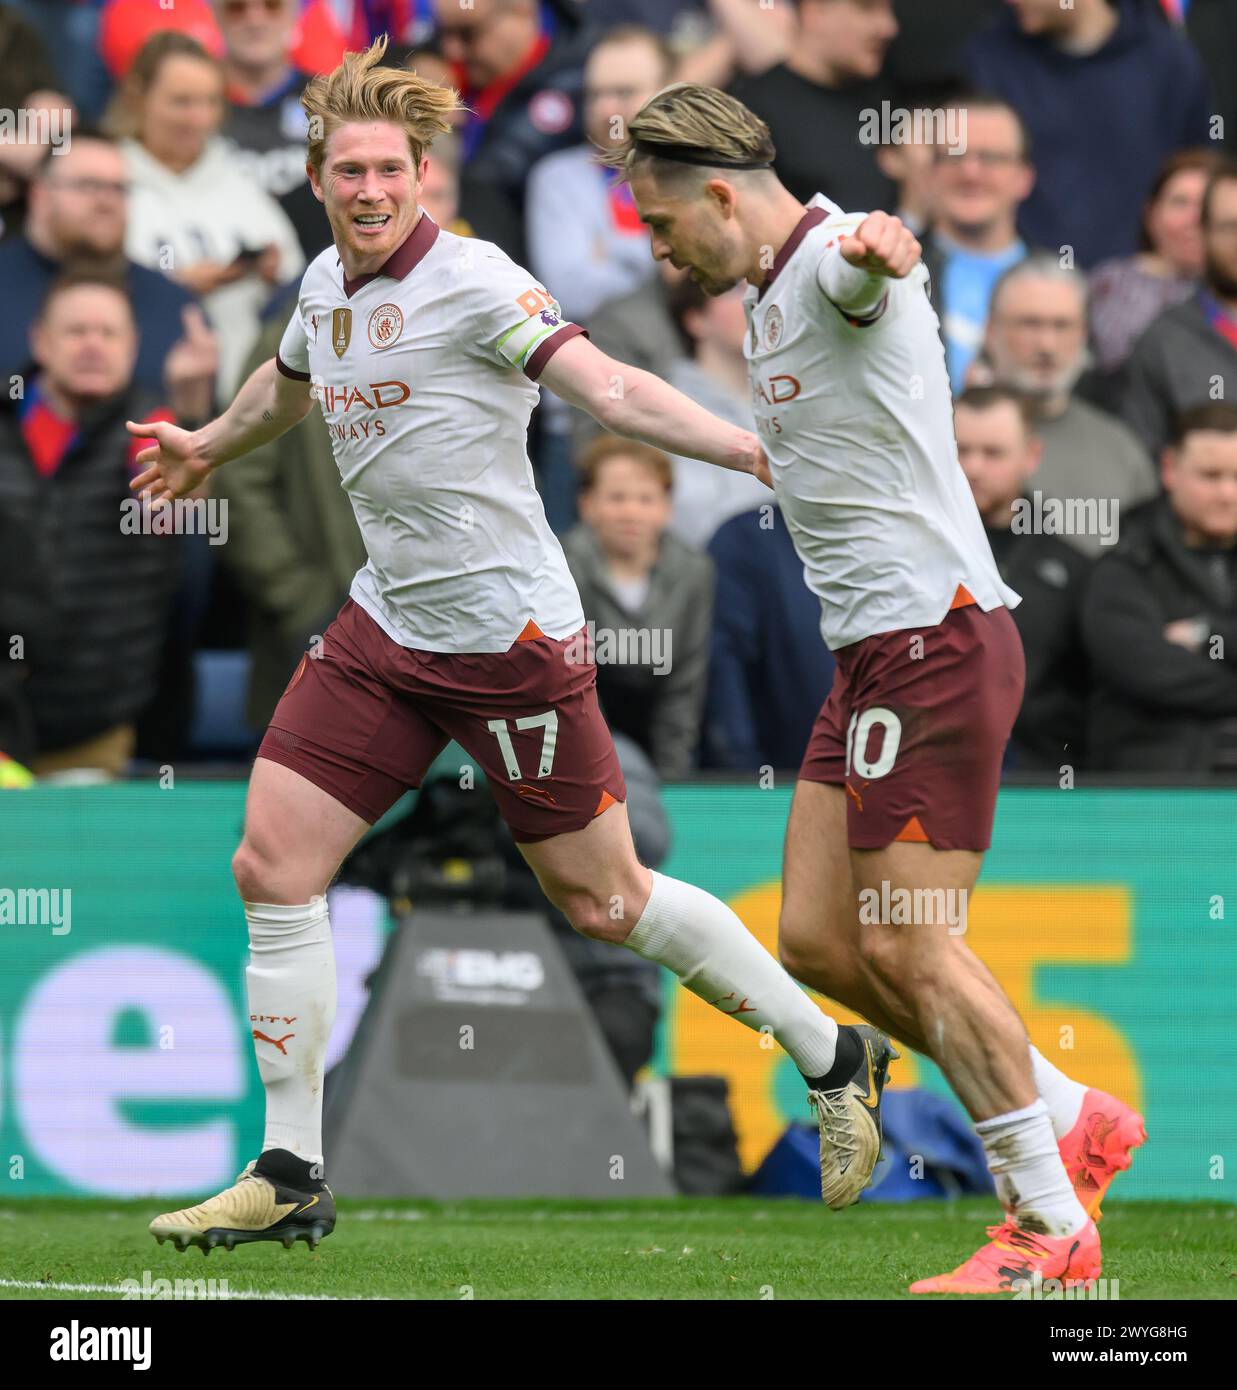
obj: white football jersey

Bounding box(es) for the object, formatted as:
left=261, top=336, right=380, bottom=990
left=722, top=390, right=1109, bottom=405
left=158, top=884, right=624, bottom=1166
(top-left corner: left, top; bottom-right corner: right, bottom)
left=744, top=193, right=1021, bottom=651
left=277, top=213, right=586, bottom=653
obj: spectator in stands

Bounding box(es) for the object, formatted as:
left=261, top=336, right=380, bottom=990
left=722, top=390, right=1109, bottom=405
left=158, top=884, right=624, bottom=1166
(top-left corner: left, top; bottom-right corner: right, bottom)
left=419, top=131, right=471, bottom=235
left=886, top=0, right=1002, bottom=88
left=0, top=271, right=181, bottom=776
left=97, top=0, right=351, bottom=80
left=0, top=2, right=73, bottom=237
left=729, top=0, right=899, bottom=213
left=1089, top=150, right=1222, bottom=381
left=1185, top=0, right=1237, bottom=170
left=1122, top=160, right=1237, bottom=460
left=0, top=132, right=218, bottom=420
left=701, top=506, right=835, bottom=772
left=653, top=0, right=793, bottom=90
left=955, top=386, right=1091, bottom=769
left=663, top=277, right=769, bottom=548
left=434, top=0, right=592, bottom=263
left=563, top=436, right=713, bottom=779
left=99, top=0, right=225, bottom=77
left=525, top=25, right=673, bottom=535
left=982, top=255, right=1158, bottom=557
left=0, top=87, right=76, bottom=240
left=582, top=257, right=687, bottom=387
left=872, top=83, right=943, bottom=237
left=1082, top=403, right=1237, bottom=774
left=109, top=32, right=304, bottom=395
left=526, top=26, right=673, bottom=323
left=215, top=0, right=322, bottom=260
left=571, top=258, right=689, bottom=459
left=219, top=291, right=367, bottom=730
left=965, top=0, right=1214, bottom=269
left=921, top=92, right=1035, bottom=392
left=8, top=0, right=112, bottom=122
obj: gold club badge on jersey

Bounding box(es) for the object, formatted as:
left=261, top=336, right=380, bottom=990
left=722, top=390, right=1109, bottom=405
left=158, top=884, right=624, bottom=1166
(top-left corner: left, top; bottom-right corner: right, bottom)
left=330, top=307, right=352, bottom=358
left=368, top=303, right=404, bottom=349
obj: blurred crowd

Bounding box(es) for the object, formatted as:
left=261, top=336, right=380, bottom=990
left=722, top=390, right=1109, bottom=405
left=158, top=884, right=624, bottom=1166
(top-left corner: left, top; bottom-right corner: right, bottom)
left=2, top=0, right=1237, bottom=788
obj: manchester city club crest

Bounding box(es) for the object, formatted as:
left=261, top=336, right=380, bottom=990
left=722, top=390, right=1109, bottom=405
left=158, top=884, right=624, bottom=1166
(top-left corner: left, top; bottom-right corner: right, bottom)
left=765, top=303, right=784, bottom=349
left=368, top=303, right=404, bottom=350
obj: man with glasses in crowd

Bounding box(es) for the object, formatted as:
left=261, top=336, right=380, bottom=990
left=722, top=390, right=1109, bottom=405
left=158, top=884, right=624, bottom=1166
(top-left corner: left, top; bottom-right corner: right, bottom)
left=0, top=132, right=217, bottom=421
left=919, top=92, right=1035, bottom=393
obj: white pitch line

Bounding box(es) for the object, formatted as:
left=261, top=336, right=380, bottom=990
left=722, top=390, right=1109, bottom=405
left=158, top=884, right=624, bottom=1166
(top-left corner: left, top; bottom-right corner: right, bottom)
left=0, top=1277, right=354, bottom=1301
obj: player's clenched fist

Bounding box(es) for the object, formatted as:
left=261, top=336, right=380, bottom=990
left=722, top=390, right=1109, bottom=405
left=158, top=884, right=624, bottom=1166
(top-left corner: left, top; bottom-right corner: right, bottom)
left=126, top=418, right=213, bottom=505
left=838, top=211, right=921, bottom=279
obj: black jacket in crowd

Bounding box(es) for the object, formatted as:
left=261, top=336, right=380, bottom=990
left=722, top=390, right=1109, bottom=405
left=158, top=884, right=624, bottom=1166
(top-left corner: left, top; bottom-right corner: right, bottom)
left=1121, top=294, right=1237, bottom=459
left=0, top=382, right=181, bottom=755
left=1081, top=496, right=1237, bottom=774
left=986, top=521, right=1092, bottom=771
left=0, top=506, right=36, bottom=765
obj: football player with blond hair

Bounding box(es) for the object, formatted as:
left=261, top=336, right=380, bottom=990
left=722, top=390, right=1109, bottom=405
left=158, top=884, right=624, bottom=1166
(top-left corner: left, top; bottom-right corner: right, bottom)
left=134, top=40, right=896, bottom=1252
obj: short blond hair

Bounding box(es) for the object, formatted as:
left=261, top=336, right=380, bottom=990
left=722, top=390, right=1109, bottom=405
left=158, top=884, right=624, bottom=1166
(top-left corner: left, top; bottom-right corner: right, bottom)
left=302, top=36, right=462, bottom=174
left=601, top=82, right=775, bottom=183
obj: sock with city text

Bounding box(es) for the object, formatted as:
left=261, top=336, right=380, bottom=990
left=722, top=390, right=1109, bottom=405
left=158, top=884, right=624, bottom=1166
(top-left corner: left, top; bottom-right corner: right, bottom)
left=245, top=897, right=336, bottom=1166
left=623, top=870, right=839, bottom=1077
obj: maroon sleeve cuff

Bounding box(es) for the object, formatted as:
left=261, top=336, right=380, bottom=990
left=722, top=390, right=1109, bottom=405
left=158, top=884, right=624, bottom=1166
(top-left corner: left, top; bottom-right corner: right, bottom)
left=524, top=323, right=588, bottom=381
left=275, top=354, right=311, bottom=382
left=841, top=291, right=889, bottom=328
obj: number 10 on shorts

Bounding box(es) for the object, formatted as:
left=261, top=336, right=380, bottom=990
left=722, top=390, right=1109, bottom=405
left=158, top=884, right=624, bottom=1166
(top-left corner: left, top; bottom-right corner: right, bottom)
left=845, top=707, right=902, bottom=779
left=487, top=712, right=559, bottom=779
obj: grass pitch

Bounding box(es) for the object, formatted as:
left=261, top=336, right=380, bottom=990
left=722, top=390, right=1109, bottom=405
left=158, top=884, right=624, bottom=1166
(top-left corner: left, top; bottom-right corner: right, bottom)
left=1, top=1197, right=1234, bottom=1301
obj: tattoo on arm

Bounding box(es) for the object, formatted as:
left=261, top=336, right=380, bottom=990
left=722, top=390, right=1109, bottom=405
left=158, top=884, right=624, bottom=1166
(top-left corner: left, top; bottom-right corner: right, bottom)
left=261, top=410, right=274, bottom=422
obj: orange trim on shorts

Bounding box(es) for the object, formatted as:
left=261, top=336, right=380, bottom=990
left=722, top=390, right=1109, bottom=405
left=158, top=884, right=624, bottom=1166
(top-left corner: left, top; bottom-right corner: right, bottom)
left=594, top=789, right=618, bottom=817
left=516, top=619, right=546, bottom=642
left=949, top=584, right=976, bottom=610
left=284, top=654, right=308, bottom=696
left=895, top=815, right=931, bottom=843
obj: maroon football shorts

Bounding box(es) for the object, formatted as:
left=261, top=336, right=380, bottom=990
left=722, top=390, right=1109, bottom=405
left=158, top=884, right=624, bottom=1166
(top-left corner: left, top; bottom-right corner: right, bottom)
left=800, top=599, right=1025, bottom=851
left=258, top=599, right=626, bottom=843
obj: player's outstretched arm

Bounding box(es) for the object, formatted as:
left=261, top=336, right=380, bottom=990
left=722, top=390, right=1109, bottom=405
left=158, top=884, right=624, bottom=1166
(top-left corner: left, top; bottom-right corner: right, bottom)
left=538, top=334, right=770, bottom=484
left=822, top=210, right=922, bottom=317
left=126, top=358, right=314, bottom=505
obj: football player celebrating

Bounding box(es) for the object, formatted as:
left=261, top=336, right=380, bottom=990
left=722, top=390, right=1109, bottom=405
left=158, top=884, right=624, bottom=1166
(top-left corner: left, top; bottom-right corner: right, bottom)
left=132, top=41, right=895, bottom=1253
left=605, top=84, right=1145, bottom=1294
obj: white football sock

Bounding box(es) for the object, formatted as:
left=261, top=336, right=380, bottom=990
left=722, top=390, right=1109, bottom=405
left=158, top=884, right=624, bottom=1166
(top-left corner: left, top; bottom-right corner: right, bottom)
left=1029, top=1045, right=1089, bottom=1139
left=623, top=870, right=839, bottom=1076
left=976, top=1098, right=1089, bottom=1237
left=245, top=897, right=336, bottom=1165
